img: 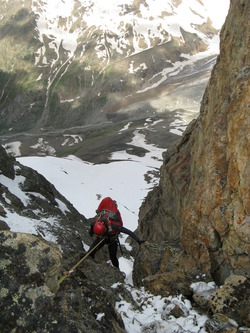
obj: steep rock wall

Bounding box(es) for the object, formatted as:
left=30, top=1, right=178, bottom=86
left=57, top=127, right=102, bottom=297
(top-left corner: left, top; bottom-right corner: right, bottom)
left=134, top=0, right=249, bottom=287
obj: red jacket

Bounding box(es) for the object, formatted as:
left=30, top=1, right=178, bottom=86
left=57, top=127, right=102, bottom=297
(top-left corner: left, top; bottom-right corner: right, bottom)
left=97, top=197, right=123, bottom=225
left=94, top=197, right=142, bottom=243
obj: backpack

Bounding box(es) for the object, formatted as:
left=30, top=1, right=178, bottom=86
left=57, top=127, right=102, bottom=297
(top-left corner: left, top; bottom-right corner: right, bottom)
left=96, top=209, right=123, bottom=234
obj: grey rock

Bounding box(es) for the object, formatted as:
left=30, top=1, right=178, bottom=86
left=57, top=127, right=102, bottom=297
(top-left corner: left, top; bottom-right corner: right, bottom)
left=0, top=230, right=130, bottom=333
left=205, top=313, right=238, bottom=333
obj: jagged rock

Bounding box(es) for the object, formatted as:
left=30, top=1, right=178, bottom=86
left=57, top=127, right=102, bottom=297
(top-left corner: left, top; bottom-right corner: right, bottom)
left=0, top=230, right=130, bottom=333
left=168, top=304, right=187, bottom=319
left=0, top=204, right=7, bottom=217
left=134, top=0, right=250, bottom=293
left=191, top=281, right=218, bottom=310
left=133, top=241, right=170, bottom=286
left=209, top=275, right=250, bottom=327
left=141, top=320, right=187, bottom=333
left=0, top=230, right=61, bottom=331
left=0, top=230, right=61, bottom=292
left=143, top=271, right=188, bottom=297
left=0, top=219, right=10, bottom=230
left=205, top=314, right=238, bottom=333
left=169, top=304, right=185, bottom=318
left=0, top=146, right=134, bottom=332
left=0, top=145, right=15, bottom=179
left=133, top=240, right=212, bottom=296
left=0, top=145, right=90, bottom=258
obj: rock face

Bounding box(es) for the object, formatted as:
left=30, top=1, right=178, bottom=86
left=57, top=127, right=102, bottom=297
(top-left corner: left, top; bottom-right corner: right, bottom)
left=0, top=230, right=128, bottom=333
left=134, top=0, right=249, bottom=308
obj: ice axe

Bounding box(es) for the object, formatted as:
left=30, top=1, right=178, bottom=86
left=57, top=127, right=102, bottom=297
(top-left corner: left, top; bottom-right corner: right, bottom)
left=58, top=236, right=106, bottom=285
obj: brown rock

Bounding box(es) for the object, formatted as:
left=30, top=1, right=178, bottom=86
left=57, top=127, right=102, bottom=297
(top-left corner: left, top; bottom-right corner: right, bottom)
left=169, top=304, right=186, bottom=318
left=143, top=271, right=189, bottom=297
left=209, top=275, right=250, bottom=326
left=205, top=313, right=238, bottom=333
left=135, top=0, right=250, bottom=288
left=133, top=241, right=212, bottom=295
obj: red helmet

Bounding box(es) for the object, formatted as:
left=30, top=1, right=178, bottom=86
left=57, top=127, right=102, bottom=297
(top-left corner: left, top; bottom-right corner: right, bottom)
left=93, top=222, right=106, bottom=236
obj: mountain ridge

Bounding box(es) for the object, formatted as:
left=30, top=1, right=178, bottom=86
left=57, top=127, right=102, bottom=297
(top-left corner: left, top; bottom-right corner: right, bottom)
left=0, top=0, right=229, bottom=161
left=0, top=0, right=227, bottom=136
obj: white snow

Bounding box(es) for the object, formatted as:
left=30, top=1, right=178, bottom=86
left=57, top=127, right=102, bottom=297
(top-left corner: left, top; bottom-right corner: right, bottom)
left=190, top=281, right=217, bottom=295
left=138, top=42, right=221, bottom=95
left=116, top=287, right=209, bottom=333
left=30, top=138, right=56, bottom=155
left=3, top=141, right=22, bottom=157
left=62, top=135, right=83, bottom=146
left=96, top=312, right=105, bottom=321
left=3, top=209, right=59, bottom=244
left=202, top=0, right=230, bottom=29
left=55, top=198, right=70, bottom=214
left=0, top=174, right=29, bottom=207
left=31, top=0, right=229, bottom=64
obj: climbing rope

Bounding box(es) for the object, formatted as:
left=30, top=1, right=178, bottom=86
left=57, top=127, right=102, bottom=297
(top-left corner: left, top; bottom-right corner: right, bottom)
left=58, top=236, right=106, bottom=285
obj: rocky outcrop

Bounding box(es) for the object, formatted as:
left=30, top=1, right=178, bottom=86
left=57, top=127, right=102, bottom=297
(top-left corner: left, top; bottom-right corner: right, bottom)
left=0, top=144, right=15, bottom=179
left=0, top=144, right=89, bottom=258
left=0, top=230, right=62, bottom=293
left=0, top=230, right=128, bottom=333
left=209, top=275, right=250, bottom=327
left=134, top=0, right=249, bottom=325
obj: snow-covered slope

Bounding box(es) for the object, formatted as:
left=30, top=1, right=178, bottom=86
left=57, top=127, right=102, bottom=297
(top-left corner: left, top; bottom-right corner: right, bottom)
left=31, top=0, right=228, bottom=63
left=0, top=0, right=229, bottom=139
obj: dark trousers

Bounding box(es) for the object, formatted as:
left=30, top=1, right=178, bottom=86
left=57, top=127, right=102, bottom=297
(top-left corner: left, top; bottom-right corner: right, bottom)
left=89, top=237, right=119, bottom=268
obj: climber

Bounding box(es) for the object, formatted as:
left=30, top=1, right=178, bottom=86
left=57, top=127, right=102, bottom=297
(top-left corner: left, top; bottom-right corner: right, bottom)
left=88, top=197, right=145, bottom=269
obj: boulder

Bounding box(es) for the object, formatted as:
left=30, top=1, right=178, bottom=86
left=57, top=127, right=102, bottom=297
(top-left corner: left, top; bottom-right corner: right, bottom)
left=191, top=281, right=218, bottom=310
left=209, top=275, right=250, bottom=327
left=0, top=230, right=128, bottom=332
left=205, top=313, right=238, bottom=333
left=133, top=240, right=212, bottom=295
left=0, top=230, right=61, bottom=331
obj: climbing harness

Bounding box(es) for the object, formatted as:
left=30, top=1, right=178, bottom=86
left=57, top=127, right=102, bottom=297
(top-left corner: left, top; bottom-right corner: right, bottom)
left=58, top=236, right=106, bottom=285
